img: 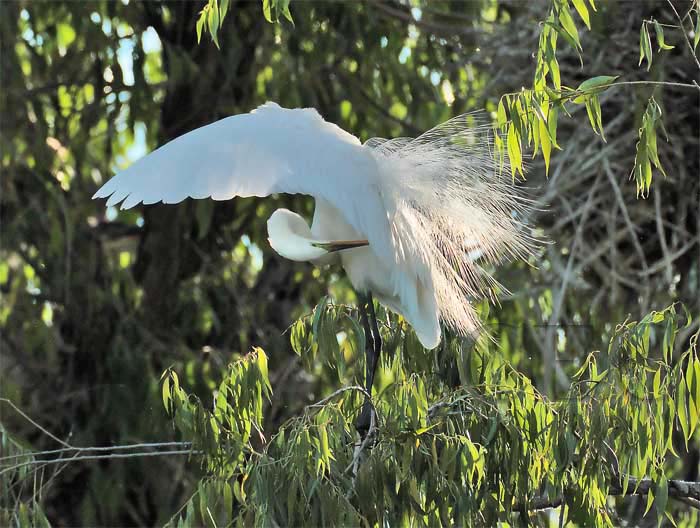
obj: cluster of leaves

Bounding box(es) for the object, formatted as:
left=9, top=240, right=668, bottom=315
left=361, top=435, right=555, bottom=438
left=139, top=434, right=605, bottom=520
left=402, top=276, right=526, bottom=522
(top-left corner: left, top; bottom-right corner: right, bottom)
left=494, top=0, right=602, bottom=178
left=495, top=74, right=617, bottom=178
left=161, top=302, right=699, bottom=527
left=195, top=0, right=292, bottom=46
left=632, top=97, right=668, bottom=198
left=162, top=348, right=272, bottom=479
left=492, top=0, right=696, bottom=196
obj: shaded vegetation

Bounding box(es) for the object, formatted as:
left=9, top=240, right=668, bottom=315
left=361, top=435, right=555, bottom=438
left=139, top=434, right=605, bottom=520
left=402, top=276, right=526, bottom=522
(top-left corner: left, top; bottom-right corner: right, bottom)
left=1, top=0, right=699, bottom=526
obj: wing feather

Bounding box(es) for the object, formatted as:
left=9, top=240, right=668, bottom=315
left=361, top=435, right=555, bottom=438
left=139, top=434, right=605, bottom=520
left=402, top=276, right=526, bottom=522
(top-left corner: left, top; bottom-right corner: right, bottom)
left=94, top=102, right=394, bottom=260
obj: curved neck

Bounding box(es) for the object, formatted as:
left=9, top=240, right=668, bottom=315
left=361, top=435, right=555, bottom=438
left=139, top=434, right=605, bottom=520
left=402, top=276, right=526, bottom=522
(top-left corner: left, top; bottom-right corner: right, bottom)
left=269, top=232, right=330, bottom=262
left=267, top=209, right=328, bottom=262
left=267, top=208, right=369, bottom=263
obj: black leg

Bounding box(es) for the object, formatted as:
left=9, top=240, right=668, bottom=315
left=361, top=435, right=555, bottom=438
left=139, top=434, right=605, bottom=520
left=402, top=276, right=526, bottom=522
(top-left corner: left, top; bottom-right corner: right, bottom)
left=355, top=291, right=381, bottom=435
left=366, top=292, right=382, bottom=389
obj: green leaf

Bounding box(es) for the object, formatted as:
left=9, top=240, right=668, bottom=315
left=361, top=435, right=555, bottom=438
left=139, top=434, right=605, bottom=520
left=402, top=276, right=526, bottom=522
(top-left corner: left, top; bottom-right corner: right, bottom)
left=548, top=51, right=561, bottom=89
left=584, top=95, right=605, bottom=140
left=539, top=117, right=552, bottom=176
left=198, top=481, right=208, bottom=525
left=645, top=123, right=665, bottom=177
left=262, top=0, right=273, bottom=23
left=196, top=9, right=206, bottom=43
left=547, top=20, right=579, bottom=59
left=208, top=1, right=220, bottom=48
left=279, top=0, right=294, bottom=24
left=558, top=5, right=582, bottom=51
left=345, top=315, right=366, bottom=366
left=162, top=375, right=171, bottom=413
left=571, top=0, right=591, bottom=30
left=574, top=75, right=619, bottom=101
left=220, top=0, right=230, bottom=21
left=644, top=485, right=655, bottom=516
left=694, top=10, right=700, bottom=50
left=319, top=424, right=333, bottom=464
left=639, top=23, right=653, bottom=71
left=548, top=105, right=559, bottom=148
left=497, top=99, right=507, bottom=127
left=653, top=20, right=674, bottom=50
left=632, top=97, right=668, bottom=195
left=312, top=296, right=328, bottom=338
left=506, top=123, right=522, bottom=178
left=688, top=357, right=698, bottom=435
left=656, top=476, right=668, bottom=527
left=255, top=348, right=272, bottom=396
left=678, top=374, right=690, bottom=447
left=223, top=481, right=233, bottom=519
left=653, top=368, right=662, bottom=399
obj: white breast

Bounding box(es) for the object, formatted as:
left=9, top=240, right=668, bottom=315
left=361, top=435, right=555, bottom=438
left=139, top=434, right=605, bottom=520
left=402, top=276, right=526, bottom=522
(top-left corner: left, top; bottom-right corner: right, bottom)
left=312, top=198, right=440, bottom=348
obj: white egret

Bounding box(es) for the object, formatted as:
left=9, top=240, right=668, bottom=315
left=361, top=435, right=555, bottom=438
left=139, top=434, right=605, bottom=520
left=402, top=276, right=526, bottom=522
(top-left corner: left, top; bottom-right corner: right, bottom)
left=93, top=102, right=535, bottom=430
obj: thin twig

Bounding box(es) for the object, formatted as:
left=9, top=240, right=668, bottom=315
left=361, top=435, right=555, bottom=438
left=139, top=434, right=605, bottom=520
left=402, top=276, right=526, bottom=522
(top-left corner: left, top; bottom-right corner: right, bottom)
left=666, top=0, right=700, bottom=71
left=0, top=398, right=73, bottom=448
left=305, top=385, right=372, bottom=411
left=0, top=450, right=200, bottom=477
left=0, top=442, right=193, bottom=463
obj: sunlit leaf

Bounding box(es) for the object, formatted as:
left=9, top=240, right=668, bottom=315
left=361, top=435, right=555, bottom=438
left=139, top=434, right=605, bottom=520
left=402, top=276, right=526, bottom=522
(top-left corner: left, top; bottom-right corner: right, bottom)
left=678, top=374, right=690, bottom=447
left=196, top=9, right=207, bottom=43
left=162, top=375, right=171, bottom=413
left=557, top=4, right=582, bottom=51
left=572, top=0, right=591, bottom=30
left=639, top=23, right=653, bottom=70
left=506, top=122, right=523, bottom=178
left=262, top=0, right=273, bottom=23
left=656, top=476, right=668, bottom=526
left=653, top=20, right=674, bottom=50
left=539, top=117, right=552, bottom=175
left=208, top=0, right=220, bottom=48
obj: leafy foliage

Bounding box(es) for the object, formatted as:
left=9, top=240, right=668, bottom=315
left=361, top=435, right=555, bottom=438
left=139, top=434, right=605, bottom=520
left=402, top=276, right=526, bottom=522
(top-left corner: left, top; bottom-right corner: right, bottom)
left=2, top=0, right=698, bottom=525
left=196, top=0, right=292, bottom=47
left=491, top=0, right=697, bottom=196
left=162, top=303, right=699, bottom=526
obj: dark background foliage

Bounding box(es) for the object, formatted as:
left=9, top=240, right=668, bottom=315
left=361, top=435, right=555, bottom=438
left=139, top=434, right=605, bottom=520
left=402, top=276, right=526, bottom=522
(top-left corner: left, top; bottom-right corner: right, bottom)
left=1, top=0, right=698, bottom=525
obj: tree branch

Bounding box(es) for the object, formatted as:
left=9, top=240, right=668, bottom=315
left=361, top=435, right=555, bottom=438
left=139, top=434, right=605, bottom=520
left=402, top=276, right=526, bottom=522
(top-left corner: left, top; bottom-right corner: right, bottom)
left=516, top=477, right=700, bottom=513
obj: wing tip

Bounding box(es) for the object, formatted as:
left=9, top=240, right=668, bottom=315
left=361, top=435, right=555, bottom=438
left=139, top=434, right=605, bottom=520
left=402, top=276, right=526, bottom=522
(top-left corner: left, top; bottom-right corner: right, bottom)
left=92, top=186, right=110, bottom=200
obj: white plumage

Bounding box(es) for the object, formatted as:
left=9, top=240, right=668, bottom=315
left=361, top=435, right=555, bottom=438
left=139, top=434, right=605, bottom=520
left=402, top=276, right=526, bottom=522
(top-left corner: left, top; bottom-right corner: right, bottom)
left=94, top=102, right=534, bottom=349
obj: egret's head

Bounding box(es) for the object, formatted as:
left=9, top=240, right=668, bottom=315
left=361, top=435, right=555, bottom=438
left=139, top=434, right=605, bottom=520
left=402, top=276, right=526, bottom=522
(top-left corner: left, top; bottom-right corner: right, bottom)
left=267, top=209, right=329, bottom=262
left=267, top=208, right=370, bottom=263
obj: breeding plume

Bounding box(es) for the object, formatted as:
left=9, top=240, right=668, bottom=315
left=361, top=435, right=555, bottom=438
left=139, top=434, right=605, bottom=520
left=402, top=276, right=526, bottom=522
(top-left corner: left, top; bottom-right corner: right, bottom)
left=93, top=102, right=534, bottom=423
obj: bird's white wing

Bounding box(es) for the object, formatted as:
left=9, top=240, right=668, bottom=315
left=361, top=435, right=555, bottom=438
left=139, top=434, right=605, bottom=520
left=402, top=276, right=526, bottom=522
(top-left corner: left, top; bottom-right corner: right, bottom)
left=93, top=102, right=393, bottom=255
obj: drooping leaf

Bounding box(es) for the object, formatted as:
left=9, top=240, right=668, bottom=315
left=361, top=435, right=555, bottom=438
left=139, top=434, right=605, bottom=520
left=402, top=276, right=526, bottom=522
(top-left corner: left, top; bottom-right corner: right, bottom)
left=571, top=0, right=591, bottom=30
left=639, top=23, right=653, bottom=70
left=557, top=4, right=582, bottom=51
left=653, top=20, right=674, bottom=50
